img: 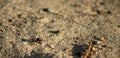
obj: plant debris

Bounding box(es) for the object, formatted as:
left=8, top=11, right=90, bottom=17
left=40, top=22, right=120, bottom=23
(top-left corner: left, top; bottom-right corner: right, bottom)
left=82, top=41, right=93, bottom=58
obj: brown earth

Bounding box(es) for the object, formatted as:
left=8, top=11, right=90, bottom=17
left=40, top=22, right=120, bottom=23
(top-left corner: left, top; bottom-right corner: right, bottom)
left=0, top=0, right=120, bottom=58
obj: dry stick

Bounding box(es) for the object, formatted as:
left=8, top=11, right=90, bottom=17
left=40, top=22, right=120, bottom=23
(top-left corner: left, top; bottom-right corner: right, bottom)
left=83, top=41, right=92, bottom=58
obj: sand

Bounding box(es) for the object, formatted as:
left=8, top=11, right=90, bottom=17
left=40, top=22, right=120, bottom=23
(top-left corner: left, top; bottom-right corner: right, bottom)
left=0, top=0, right=120, bottom=58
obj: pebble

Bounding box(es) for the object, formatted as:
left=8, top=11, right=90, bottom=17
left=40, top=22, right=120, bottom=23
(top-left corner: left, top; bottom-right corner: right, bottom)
left=94, top=50, right=99, bottom=54
left=98, top=37, right=105, bottom=41
left=92, top=40, right=101, bottom=45
left=42, top=8, right=58, bottom=14
left=92, top=47, right=97, bottom=51
left=50, top=45, right=55, bottom=49
left=96, top=41, right=101, bottom=44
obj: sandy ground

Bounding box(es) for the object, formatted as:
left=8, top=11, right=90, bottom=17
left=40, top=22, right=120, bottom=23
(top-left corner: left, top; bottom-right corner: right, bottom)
left=0, top=0, right=120, bottom=58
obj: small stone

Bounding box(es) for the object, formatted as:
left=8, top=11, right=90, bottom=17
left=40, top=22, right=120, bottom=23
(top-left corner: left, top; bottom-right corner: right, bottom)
left=99, top=37, right=105, bottom=41
left=42, top=8, right=58, bottom=13
left=94, top=51, right=99, bottom=54
left=92, top=40, right=101, bottom=45
left=92, top=47, right=97, bottom=51
left=96, top=41, right=101, bottom=44
left=50, top=45, right=55, bottom=49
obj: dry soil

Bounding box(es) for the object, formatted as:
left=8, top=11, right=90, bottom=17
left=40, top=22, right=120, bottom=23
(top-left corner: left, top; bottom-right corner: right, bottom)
left=0, top=0, right=120, bottom=58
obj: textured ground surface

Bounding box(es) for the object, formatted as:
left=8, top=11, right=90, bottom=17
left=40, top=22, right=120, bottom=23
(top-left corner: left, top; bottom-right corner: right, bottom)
left=0, top=0, right=120, bottom=58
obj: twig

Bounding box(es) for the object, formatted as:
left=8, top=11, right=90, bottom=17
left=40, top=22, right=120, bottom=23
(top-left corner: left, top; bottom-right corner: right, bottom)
left=83, top=41, right=92, bottom=58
